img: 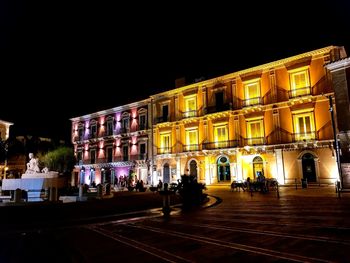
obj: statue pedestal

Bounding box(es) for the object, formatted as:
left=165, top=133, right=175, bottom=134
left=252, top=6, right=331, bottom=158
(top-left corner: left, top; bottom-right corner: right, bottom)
left=22, top=172, right=59, bottom=179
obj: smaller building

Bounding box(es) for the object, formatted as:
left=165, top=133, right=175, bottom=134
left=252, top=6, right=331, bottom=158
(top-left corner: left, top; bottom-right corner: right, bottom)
left=70, top=99, right=152, bottom=187
left=0, top=119, right=13, bottom=177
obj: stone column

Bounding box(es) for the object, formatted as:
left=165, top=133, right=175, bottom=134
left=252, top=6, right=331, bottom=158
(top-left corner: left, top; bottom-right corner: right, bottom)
left=274, top=149, right=285, bottom=184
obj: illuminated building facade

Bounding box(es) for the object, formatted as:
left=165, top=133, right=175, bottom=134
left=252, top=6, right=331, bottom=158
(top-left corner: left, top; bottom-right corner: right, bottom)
left=70, top=99, right=151, bottom=186
left=151, top=46, right=347, bottom=185
left=71, top=46, right=349, bottom=187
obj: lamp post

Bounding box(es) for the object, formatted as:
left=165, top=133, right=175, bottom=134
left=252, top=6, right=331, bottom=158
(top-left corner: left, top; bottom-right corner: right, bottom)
left=328, top=95, right=343, bottom=188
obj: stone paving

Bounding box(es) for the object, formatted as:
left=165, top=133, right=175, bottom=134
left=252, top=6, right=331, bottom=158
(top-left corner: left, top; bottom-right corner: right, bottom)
left=0, top=185, right=349, bottom=262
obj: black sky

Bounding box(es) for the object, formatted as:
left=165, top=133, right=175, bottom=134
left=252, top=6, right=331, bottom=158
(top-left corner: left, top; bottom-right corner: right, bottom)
left=1, top=0, right=350, bottom=142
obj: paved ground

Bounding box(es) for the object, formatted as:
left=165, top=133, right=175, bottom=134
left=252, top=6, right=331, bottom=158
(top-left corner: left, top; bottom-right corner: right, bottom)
left=0, top=185, right=349, bottom=262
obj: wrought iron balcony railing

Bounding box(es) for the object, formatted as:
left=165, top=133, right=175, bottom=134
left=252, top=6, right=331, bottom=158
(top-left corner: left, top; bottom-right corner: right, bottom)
left=202, top=140, right=238, bottom=150
left=288, top=86, right=311, bottom=99
left=181, top=110, right=198, bottom=119
left=243, top=137, right=266, bottom=146
left=242, top=97, right=263, bottom=107
left=183, top=144, right=202, bottom=152
left=157, top=146, right=173, bottom=154
left=292, top=131, right=317, bottom=142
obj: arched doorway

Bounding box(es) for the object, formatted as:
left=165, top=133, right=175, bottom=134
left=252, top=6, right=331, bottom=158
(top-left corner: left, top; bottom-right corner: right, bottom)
left=253, top=156, right=264, bottom=180
left=302, top=153, right=316, bottom=182
left=189, top=160, right=198, bottom=178
left=163, top=163, right=170, bottom=184
left=217, top=156, right=230, bottom=182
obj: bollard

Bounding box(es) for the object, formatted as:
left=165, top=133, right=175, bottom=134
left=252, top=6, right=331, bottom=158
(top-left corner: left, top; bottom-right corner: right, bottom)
left=276, top=183, right=280, bottom=198
left=160, top=183, right=172, bottom=217
left=79, top=185, right=83, bottom=199
left=49, top=187, right=57, bottom=202
left=14, top=188, right=22, bottom=203
left=45, top=188, right=50, bottom=200
left=97, top=184, right=103, bottom=198
left=105, top=183, right=111, bottom=195
left=295, top=178, right=297, bottom=190
left=337, top=181, right=341, bottom=199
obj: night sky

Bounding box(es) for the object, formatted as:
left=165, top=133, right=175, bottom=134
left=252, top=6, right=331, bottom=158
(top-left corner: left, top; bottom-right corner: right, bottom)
left=1, top=0, right=350, bottom=143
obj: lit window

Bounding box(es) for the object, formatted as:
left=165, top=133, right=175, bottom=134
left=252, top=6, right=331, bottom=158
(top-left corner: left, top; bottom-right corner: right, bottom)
left=289, top=68, right=310, bottom=97
left=160, top=133, right=171, bottom=153
left=293, top=111, right=315, bottom=141
left=184, top=96, right=197, bottom=118
left=186, top=129, right=198, bottom=150
left=247, top=119, right=264, bottom=145
left=214, top=125, right=228, bottom=148
left=244, top=79, right=261, bottom=106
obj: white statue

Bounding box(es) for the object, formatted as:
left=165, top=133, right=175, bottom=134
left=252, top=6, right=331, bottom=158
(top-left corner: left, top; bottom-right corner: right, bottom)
left=26, top=153, right=40, bottom=174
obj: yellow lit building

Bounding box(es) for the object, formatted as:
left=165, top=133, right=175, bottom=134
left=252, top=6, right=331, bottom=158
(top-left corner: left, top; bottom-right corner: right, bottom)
left=150, top=46, right=347, bottom=186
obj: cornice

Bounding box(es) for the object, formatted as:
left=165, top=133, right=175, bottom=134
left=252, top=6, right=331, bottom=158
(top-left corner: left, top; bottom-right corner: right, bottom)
left=70, top=98, right=151, bottom=122
left=150, top=46, right=340, bottom=98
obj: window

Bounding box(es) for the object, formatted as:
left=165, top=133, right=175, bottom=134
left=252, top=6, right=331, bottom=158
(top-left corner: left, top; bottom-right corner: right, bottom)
left=247, top=119, right=264, bottom=145
left=162, top=105, right=169, bottom=121
left=293, top=111, right=315, bottom=141
left=215, top=92, right=224, bottom=108
left=186, top=129, right=198, bottom=150
left=107, top=147, right=113, bottom=163
left=122, top=145, right=128, bottom=161
left=90, top=149, right=96, bottom=164
left=244, top=79, right=261, bottom=106
left=77, top=151, right=82, bottom=164
left=160, top=133, right=171, bottom=153
left=107, top=120, right=114, bottom=136
left=214, top=125, right=228, bottom=148
left=139, top=114, right=146, bottom=130
left=78, top=127, right=84, bottom=140
left=184, top=96, right=197, bottom=118
left=139, top=143, right=146, bottom=159
left=122, top=118, right=129, bottom=132
left=289, top=68, right=310, bottom=97
left=90, top=124, right=97, bottom=138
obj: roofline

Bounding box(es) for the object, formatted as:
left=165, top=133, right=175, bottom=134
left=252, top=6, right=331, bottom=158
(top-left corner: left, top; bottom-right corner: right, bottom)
left=150, top=45, right=344, bottom=98
left=70, top=98, right=151, bottom=122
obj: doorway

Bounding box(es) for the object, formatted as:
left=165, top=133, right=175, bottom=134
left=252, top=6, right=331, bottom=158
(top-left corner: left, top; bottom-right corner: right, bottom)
left=217, top=156, right=231, bottom=182
left=253, top=156, right=264, bottom=180
left=302, top=153, right=316, bottom=182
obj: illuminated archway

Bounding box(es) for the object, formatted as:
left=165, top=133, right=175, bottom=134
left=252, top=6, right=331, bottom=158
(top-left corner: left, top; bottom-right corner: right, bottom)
left=252, top=156, right=264, bottom=180
left=217, top=155, right=230, bottom=182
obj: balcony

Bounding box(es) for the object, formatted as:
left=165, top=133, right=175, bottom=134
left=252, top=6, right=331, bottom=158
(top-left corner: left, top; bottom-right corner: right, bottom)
left=288, top=86, right=311, bottom=99
left=202, top=140, right=238, bottom=150
left=139, top=124, right=148, bottom=131
left=181, top=110, right=198, bottom=119
left=120, top=128, right=130, bottom=134
left=205, top=103, right=231, bottom=114
left=242, top=97, right=263, bottom=107
left=156, top=116, right=169, bottom=123
left=243, top=137, right=266, bottom=146
left=183, top=144, right=202, bottom=152
left=157, top=147, right=173, bottom=154
left=292, top=131, right=317, bottom=142
left=129, top=153, right=147, bottom=161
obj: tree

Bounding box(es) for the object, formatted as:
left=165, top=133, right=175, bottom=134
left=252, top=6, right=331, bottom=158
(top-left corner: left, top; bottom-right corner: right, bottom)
left=40, top=146, right=75, bottom=175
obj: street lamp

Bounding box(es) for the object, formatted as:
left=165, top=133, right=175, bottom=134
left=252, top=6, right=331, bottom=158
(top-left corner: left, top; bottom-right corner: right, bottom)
left=328, top=95, right=343, bottom=188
